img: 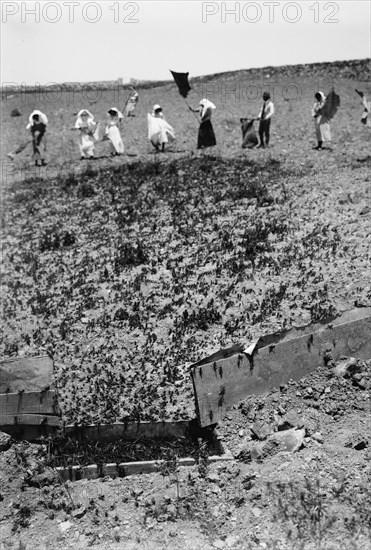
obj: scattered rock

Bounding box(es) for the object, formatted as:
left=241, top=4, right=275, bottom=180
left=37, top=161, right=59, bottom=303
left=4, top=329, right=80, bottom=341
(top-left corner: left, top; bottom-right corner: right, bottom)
left=251, top=421, right=272, bottom=440
left=59, top=520, right=72, bottom=533
left=250, top=439, right=280, bottom=461
left=241, top=473, right=256, bottom=489
left=311, top=432, right=324, bottom=444
left=213, top=539, right=225, bottom=549
left=234, top=495, right=245, bottom=507
left=269, top=428, right=305, bottom=453
left=212, top=505, right=221, bottom=518
left=166, top=503, right=177, bottom=517
left=225, top=463, right=241, bottom=478
left=353, top=374, right=369, bottom=389
left=354, top=440, right=369, bottom=451
left=75, top=534, right=89, bottom=549
left=359, top=205, right=370, bottom=216
left=278, top=408, right=304, bottom=431
left=302, top=418, right=317, bottom=436
left=235, top=442, right=252, bottom=462
left=207, top=472, right=220, bottom=484
left=333, top=358, right=358, bottom=378
left=11, top=108, right=22, bottom=117
left=250, top=442, right=265, bottom=461
left=251, top=506, right=262, bottom=518
left=225, top=535, right=239, bottom=548
left=72, top=506, right=86, bottom=519
left=0, top=431, right=12, bottom=452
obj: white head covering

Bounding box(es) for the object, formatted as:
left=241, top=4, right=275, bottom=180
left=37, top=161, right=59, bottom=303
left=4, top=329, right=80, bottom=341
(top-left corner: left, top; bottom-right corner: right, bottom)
left=153, top=104, right=162, bottom=112
left=75, top=109, right=94, bottom=128
left=108, top=107, right=123, bottom=118
left=26, top=110, right=48, bottom=129
left=316, top=91, right=326, bottom=102
left=199, top=98, right=216, bottom=117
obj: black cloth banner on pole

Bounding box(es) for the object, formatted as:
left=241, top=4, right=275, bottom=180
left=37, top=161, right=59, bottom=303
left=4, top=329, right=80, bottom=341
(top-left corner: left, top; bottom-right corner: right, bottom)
left=170, top=70, right=192, bottom=98
left=321, top=89, right=340, bottom=120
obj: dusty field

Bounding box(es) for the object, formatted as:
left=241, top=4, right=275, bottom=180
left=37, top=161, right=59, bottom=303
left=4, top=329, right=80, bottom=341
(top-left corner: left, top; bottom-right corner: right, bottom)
left=0, top=60, right=370, bottom=548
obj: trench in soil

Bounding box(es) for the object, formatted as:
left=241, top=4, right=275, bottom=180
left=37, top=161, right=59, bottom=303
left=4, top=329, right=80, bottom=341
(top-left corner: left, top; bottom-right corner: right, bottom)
left=43, top=421, right=222, bottom=470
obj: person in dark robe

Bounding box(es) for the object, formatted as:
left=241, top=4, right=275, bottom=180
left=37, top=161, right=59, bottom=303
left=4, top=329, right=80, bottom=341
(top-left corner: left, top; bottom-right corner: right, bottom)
left=7, top=110, right=48, bottom=164
left=28, top=110, right=48, bottom=165
left=189, top=99, right=216, bottom=149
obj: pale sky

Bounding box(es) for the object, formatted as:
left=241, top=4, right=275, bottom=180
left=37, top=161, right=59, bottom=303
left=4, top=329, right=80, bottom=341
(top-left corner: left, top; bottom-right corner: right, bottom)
left=1, top=1, right=370, bottom=85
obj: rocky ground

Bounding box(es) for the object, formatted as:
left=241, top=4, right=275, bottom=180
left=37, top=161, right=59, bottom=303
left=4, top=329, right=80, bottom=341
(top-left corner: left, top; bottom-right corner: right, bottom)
left=0, top=353, right=370, bottom=550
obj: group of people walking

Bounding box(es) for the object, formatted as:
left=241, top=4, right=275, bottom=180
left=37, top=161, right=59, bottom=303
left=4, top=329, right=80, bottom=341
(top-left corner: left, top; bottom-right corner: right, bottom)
left=73, top=107, right=125, bottom=160
left=7, top=94, right=220, bottom=164
left=8, top=86, right=367, bottom=166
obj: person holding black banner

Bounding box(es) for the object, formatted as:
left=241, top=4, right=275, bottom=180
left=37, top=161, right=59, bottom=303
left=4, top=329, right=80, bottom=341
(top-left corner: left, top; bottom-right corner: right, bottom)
left=312, top=89, right=340, bottom=150
left=189, top=98, right=217, bottom=149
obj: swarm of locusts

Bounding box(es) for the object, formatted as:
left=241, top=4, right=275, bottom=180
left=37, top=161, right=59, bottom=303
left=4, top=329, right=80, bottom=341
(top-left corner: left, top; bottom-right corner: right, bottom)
left=1, top=156, right=350, bottom=425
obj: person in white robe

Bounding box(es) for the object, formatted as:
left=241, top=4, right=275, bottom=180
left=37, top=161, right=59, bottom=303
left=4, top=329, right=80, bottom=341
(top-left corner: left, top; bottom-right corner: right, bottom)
left=147, top=104, right=175, bottom=152
left=125, top=87, right=139, bottom=117
left=356, top=90, right=371, bottom=128
left=312, top=91, right=331, bottom=150
left=73, top=109, right=97, bottom=159
left=106, top=108, right=124, bottom=155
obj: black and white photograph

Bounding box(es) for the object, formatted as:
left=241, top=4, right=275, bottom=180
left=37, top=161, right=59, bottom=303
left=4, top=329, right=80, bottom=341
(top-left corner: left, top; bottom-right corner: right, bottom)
left=1, top=1, right=370, bottom=548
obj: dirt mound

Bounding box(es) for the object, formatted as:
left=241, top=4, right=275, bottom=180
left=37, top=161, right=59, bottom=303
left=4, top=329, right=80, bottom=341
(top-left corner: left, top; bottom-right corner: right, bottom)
left=194, top=59, right=371, bottom=84
left=219, top=356, right=371, bottom=458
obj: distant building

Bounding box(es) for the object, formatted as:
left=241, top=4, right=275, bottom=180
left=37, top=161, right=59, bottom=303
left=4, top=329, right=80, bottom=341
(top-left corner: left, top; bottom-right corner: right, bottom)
left=117, top=76, right=133, bottom=86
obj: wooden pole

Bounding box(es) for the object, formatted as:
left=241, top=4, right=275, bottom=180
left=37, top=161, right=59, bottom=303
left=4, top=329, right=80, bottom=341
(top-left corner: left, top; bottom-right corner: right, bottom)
left=182, top=97, right=200, bottom=125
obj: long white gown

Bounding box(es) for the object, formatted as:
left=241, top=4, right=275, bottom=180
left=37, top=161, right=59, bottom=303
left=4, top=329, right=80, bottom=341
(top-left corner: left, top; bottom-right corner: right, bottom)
left=125, top=92, right=138, bottom=116
left=147, top=113, right=175, bottom=148
left=75, top=110, right=97, bottom=157
left=106, top=113, right=124, bottom=154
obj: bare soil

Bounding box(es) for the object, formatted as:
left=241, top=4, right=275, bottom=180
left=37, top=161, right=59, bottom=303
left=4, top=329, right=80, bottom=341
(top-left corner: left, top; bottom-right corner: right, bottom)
left=1, top=61, right=370, bottom=549
left=0, top=356, right=370, bottom=550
